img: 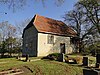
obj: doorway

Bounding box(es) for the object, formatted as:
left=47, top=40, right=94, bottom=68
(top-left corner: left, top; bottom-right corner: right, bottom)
left=60, top=43, right=65, bottom=54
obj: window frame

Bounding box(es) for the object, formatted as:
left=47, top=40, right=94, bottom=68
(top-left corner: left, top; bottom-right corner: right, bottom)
left=48, top=34, right=54, bottom=44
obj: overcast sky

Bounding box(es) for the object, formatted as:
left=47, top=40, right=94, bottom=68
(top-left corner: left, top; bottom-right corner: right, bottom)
left=0, top=0, right=78, bottom=26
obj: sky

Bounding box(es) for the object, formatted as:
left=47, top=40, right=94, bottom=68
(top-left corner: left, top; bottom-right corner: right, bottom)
left=0, top=0, right=78, bottom=26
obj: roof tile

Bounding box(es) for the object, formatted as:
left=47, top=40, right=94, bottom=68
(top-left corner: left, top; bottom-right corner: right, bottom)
left=34, top=14, right=77, bottom=36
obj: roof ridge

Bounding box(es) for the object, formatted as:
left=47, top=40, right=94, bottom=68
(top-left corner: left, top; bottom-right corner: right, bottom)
left=35, top=14, right=64, bottom=23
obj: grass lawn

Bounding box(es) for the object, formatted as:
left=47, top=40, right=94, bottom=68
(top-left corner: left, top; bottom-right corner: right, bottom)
left=0, top=57, right=83, bottom=75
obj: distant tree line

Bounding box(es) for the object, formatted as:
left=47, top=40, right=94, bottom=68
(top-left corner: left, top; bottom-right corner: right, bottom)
left=0, top=18, right=30, bottom=58
left=0, top=21, right=21, bottom=57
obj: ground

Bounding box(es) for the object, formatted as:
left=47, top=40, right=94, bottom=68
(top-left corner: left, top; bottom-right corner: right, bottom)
left=0, top=55, right=96, bottom=75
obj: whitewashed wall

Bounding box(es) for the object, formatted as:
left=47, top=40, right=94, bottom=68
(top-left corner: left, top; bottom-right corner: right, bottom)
left=37, top=33, right=74, bottom=56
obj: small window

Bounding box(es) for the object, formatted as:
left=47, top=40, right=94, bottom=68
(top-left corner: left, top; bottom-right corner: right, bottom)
left=48, top=34, right=54, bottom=44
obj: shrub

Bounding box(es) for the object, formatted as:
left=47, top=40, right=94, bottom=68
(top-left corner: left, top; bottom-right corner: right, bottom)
left=42, top=53, right=60, bottom=60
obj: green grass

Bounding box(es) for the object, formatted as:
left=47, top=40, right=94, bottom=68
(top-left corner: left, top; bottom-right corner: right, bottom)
left=27, top=60, right=82, bottom=75
left=0, top=57, right=83, bottom=75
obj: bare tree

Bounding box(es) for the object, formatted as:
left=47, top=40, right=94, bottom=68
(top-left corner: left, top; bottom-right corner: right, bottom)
left=63, top=9, right=88, bottom=52
left=63, top=0, right=100, bottom=53
left=0, top=0, right=27, bottom=12
left=0, top=21, right=9, bottom=41
left=0, top=0, right=65, bottom=11
left=76, top=0, right=100, bottom=34
left=15, top=19, right=30, bottom=36
left=0, top=21, right=16, bottom=57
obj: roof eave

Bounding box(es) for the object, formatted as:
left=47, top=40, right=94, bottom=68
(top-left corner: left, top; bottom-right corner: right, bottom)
left=38, top=31, right=76, bottom=37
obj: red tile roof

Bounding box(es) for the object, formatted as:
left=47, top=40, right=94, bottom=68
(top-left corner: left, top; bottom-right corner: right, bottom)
left=23, top=14, right=77, bottom=37
left=33, top=14, right=77, bottom=36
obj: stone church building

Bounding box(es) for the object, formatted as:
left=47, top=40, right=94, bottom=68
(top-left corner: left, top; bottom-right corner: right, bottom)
left=22, top=14, right=77, bottom=57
